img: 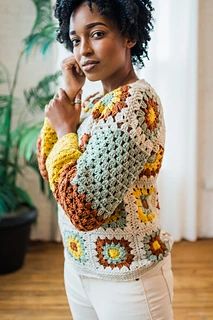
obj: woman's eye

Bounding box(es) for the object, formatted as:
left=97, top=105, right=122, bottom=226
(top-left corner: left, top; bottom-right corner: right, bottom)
left=70, top=31, right=105, bottom=46
left=71, top=39, right=79, bottom=47
left=91, top=31, right=105, bottom=39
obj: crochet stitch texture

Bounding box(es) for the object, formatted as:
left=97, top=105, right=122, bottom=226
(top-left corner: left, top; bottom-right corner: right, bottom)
left=37, top=79, right=173, bottom=281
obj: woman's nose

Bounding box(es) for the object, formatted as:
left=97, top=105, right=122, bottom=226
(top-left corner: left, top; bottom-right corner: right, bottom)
left=80, top=39, right=93, bottom=56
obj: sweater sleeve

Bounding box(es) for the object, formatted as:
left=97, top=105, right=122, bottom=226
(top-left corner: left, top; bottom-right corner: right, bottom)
left=37, top=118, right=58, bottom=180
left=45, top=83, right=164, bottom=231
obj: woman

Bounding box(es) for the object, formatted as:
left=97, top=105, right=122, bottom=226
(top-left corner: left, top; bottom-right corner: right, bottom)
left=37, top=0, right=174, bottom=319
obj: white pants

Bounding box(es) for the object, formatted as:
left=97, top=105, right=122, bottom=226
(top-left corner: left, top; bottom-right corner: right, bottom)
left=64, top=254, right=174, bottom=320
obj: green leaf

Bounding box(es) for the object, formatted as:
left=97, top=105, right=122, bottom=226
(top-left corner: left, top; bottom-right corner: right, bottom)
left=0, top=95, right=11, bottom=109
left=23, top=0, right=57, bottom=56
left=0, top=186, right=19, bottom=215
left=0, top=184, right=34, bottom=216
left=30, top=0, right=53, bottom=32
left=24, top=71, right=61, bottom=111
left=18, top=123, right=42, bottom=161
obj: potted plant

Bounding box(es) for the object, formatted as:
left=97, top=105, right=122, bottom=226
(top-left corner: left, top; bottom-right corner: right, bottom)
left=0, top=0, right=60, bottom=274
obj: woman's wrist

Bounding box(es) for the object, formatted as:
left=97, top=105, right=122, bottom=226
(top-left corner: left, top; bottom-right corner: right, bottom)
left=56, top=126, right=77, bottom=139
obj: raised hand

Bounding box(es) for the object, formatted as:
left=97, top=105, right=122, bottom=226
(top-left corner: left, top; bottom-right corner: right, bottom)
left=61, top=55, right=86, bottom=101
left=45, top=89, right=82, bottom=138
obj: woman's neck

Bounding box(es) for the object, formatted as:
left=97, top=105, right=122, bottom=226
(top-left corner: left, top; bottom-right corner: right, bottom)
left=101, top=67, right=139, bottom=95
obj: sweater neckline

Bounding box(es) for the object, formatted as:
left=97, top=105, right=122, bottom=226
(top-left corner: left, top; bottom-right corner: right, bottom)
left=100, top=78, right=145, bottom=97
left=82, top=79, right=146, bottom=113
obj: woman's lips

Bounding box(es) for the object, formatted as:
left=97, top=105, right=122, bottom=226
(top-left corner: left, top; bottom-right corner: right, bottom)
left=82, top=62, right=99, bottom=72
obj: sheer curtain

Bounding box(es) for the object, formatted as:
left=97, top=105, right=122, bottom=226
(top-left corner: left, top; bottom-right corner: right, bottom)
left=140, top=0, right=199, bottom=240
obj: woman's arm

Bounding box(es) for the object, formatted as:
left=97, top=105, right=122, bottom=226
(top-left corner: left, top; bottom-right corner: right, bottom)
left=37, top=55, right=86, bottom=179
left=36, top=92, right=100, bottom=180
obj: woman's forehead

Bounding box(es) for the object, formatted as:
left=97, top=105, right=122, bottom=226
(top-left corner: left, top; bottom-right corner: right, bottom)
left=69, top=2, right=113, bottom=34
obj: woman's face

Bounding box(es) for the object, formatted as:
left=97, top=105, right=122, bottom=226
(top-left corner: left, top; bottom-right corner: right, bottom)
left=69, top=2, right=132, bottom=82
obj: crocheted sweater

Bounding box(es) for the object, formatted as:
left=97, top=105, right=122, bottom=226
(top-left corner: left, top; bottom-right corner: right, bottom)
left=37, top=79, right=173, bottom=281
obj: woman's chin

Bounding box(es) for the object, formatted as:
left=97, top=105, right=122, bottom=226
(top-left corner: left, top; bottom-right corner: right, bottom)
left=85, top=73, right=101, bottom=82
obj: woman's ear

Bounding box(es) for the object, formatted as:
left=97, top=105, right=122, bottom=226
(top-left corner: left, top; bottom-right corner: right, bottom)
left=126, top=39, right=137, bottom=49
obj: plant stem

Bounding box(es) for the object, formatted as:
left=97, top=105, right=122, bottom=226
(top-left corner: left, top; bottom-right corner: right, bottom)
left=10, top=50, right=25, bottom=96
left=4, top=50, right=25, bottom=184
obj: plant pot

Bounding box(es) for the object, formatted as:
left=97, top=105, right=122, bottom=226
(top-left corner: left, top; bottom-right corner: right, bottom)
left=0, top=205, right=37, bottom=274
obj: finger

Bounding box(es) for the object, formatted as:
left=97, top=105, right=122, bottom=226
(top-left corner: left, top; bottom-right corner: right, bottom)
left=74, top=91, right=82, bottom=108
left=76, top=91, right=82, bottom=100
left=61, top=56, right=75, bottom=67
left=58, top=88, right=66, bottom=100
left=77, top=89, right=83, bottom=96
left=74, top=62, right=84, bottom=76
left=44, top=103, right=53, bottom=116
left=75, top=63, right=80, bottom=74
left=79, top=68, right=84, bottom=76
left=76, top=64, right=84, bottom=76
left=63, top=55, right=75, bottom=63
left=45, top=102, right=51, bottom=114
left=44, top=104, right=49, bottom=113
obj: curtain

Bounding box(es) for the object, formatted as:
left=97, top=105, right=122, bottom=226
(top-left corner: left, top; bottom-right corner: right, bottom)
left=140, top=0, right=200, bottom=240
left=196, top=0, right=213, bottom=239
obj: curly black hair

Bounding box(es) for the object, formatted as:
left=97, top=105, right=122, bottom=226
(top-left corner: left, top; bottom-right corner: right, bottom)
left=54, top=0, right=154, bottom=68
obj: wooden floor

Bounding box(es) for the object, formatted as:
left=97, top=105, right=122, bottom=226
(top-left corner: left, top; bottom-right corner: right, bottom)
left=0, top=239, right=212, bottom=320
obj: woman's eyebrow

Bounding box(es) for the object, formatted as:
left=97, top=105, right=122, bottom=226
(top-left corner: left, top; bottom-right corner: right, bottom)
left=70, top=22, right=108, bottom=35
